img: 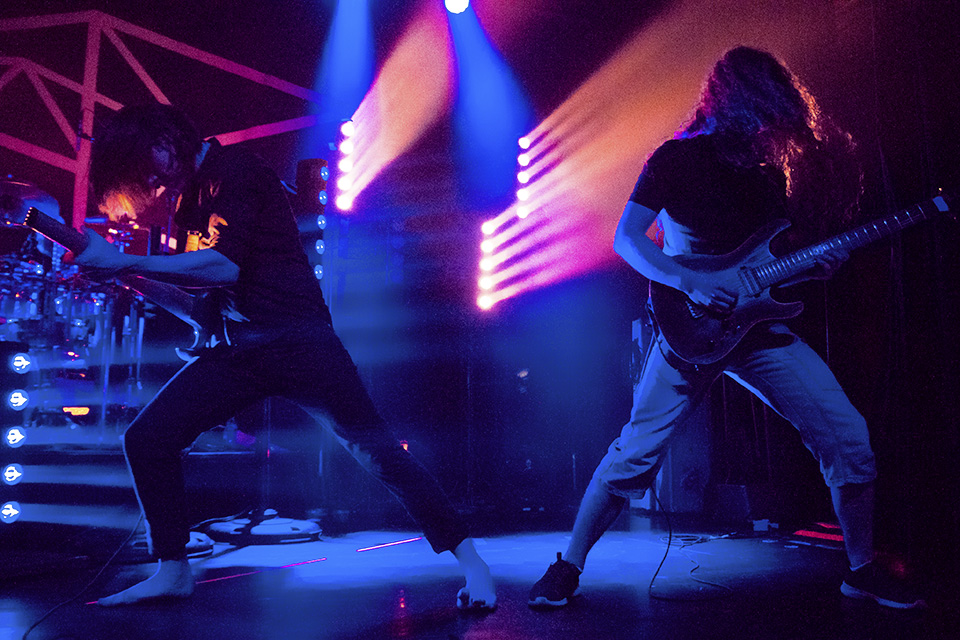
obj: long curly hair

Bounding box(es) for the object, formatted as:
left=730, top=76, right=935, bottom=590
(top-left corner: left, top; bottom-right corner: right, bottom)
left=90, top=103, right=202, bottom=217
left=682, top=46, right=862, bottom=237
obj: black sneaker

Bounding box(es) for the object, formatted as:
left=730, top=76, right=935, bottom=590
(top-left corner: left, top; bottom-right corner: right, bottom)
left=841, top=561, right=927, bottom=609
left=528, top=552, right=582, bottom=608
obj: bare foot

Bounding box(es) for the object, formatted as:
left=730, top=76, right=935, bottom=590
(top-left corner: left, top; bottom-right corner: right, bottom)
left=98, top=558, right=194, bottom=607
left=452, top=539, right=497, bottom=611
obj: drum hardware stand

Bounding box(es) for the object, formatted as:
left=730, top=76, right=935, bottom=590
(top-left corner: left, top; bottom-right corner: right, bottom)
left=204, top=398, right=322, bottom=545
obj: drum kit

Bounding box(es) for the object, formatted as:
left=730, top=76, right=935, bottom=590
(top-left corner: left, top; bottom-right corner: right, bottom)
left=0, top=177, right=145, bottom=431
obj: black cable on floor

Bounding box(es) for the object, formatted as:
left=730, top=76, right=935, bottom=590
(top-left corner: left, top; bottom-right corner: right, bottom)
left=647, top=487, right=732, bottom=601
left=21, top=514, right=144, bottom=640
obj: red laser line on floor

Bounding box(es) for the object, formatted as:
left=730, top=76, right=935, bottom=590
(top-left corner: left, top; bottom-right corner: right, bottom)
left=85, top=557, right=328, bottom=603
left=793, top=529, right=844, bottom=542
left=280, top=557, right=328, bottom=568
left=195, top=570, right=264, bottom=584
left=356, top=537, right=423, bottom=552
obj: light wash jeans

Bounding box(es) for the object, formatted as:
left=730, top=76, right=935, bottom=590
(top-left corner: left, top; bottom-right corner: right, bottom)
left=595, top=322, right=877, bottom=497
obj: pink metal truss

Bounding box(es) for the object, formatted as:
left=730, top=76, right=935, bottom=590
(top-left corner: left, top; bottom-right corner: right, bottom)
left=0, top=10, right=324, bottom=228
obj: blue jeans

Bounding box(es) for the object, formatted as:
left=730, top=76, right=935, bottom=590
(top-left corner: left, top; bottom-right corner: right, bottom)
left=122, top=321, right=468, bottom=559
left=595, top=323, right=877, bottom=498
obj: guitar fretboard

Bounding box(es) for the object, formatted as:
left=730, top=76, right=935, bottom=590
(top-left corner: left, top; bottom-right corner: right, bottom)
left=749, top=195, right=949, bottom=290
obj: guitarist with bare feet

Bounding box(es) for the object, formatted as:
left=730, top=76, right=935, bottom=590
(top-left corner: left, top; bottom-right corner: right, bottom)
left=72, top=104, right=495, bottom=610
left=529, top=47, right=927, bottom=610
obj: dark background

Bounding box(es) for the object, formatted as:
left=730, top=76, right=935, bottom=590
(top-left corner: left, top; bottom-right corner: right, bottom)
left=1, top=0, right=957, bottom=584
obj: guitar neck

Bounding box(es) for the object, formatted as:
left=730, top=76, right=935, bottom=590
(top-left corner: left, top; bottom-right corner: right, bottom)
left=24, top=207, right=198, bottom=325
left=750, top=195, right=950, bottom=289
left=25, top=206, right=90, bottom=254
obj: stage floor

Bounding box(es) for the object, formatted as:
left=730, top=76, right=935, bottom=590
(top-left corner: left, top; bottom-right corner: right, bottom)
left=3, top=528, right=953, bottom=640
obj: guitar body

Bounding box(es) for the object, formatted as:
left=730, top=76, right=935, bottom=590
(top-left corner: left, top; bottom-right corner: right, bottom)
left=20, top=207, right=223, bottom=359
left=649, top=219, right=804, bottom=365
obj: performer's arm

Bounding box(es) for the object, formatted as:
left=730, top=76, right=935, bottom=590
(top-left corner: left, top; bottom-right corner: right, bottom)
left=614, top=200, right=737, bottom=310
left=74, top=228, right=239, bottom=287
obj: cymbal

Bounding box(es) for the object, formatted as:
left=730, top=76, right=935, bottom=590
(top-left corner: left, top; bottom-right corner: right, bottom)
left=0, top=178, right=61, bottom=222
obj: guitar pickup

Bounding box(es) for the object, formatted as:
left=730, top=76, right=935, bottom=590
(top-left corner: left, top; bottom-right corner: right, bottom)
left=738, top=267, right=762, bottom=296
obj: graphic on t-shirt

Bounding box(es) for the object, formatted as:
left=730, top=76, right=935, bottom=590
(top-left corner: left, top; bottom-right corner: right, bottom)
left=200, top=213, right=228, bottom=249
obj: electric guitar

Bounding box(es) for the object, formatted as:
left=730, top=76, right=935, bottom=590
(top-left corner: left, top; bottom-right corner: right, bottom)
left=649, top=192, right=953, bottom=365
left=21, top=206, right=224, bottom=359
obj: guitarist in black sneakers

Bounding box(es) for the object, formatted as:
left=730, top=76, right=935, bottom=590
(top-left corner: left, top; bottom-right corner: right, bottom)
left=529, top=46, right=924, bottom=610
left=74, top=104, right=495, bottom=610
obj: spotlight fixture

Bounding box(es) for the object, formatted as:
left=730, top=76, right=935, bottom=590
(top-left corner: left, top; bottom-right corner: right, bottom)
left=7, top=390, right=29, bottom=411
left=3, top=463, right=23, bottom=486
left=9, top=353, right=31, bottom=373
left=1, top=501, right=22, bottom=524
left=5, top=427, right=26, bottom=447
left=445, top=0, right=470, bottom=14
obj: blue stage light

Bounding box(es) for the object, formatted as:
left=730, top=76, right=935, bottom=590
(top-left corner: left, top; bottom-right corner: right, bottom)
left=449, top=4, right=533, bottom=207
left=314, top=265, right=324, bottom=280
left=320, top=166, right=330, bottom=181
left=445, top=0, right=470, bottom=14
left=318, top=190, right=328, bottom=205
left=5, top=427, right=26, bottom=448
left=3, top=463, right=23, bottom=485
left=10, top=353, right=31, bottom=373
left=315, top=239, right=326, bottom=255
left=317, top=214, right=328, bottom=230
left=1, top=501, right=21, bottom=523
left=7, top=390, right=29, bottom=411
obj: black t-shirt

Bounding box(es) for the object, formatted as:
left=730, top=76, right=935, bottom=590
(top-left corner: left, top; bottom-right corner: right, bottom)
left=629, top=134, right=789, bottom=256
left=174, top=140, right=332, bottom=327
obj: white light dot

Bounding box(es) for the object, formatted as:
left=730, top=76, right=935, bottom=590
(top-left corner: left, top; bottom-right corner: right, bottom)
left=445, top=0, right=470, bottom=14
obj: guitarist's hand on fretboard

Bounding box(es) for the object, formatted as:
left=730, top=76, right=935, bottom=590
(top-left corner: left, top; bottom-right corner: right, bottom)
left=779, top=245, right=850, bottom=287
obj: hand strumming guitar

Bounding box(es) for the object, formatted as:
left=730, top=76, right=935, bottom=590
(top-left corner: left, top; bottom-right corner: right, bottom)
left=678, top=270, right=739, bottom=313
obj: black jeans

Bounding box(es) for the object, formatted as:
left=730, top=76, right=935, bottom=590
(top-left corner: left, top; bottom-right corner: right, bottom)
left=122, top=321, right=468, bottom=559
